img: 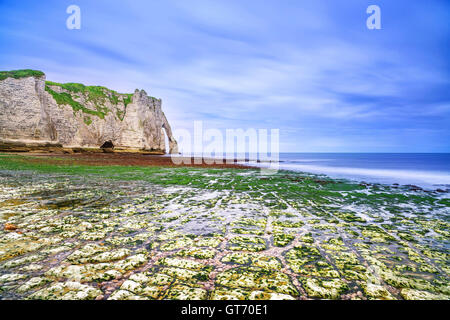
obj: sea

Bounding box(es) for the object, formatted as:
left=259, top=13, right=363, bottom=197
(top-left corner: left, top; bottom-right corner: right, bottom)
left=167, top=152, right=450, bottom=190
left=264, top=153, right=450, bottom=190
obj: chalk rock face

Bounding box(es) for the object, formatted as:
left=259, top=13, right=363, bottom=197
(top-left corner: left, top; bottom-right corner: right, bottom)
left=0, top=70, right=178, bottom=153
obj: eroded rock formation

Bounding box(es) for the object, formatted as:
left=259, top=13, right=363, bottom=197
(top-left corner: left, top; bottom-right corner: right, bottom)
left=0, top=70, right=178, bottom=154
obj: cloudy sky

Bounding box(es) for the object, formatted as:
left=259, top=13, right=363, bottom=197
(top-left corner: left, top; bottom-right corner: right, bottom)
left=0, top=0, right=449, bottom=152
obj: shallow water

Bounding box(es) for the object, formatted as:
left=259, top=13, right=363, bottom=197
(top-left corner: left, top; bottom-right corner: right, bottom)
left=0, top=167, right=449, bottom=300
left=249, top=153, right=450, bottom=189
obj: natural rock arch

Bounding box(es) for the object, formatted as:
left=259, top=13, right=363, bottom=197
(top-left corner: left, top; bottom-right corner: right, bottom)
left=100, top=140, right=114, bottom=149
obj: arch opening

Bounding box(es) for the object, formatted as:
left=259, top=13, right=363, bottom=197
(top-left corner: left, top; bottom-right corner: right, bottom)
left=100, top=140, right=114, bottom=149
left=162, top=127, right=169, bottom=154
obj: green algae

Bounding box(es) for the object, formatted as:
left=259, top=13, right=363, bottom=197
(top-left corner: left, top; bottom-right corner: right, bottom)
left=229, top=236, right=267, bottom=252
left=272, top=220, right=304, bottom=228
left=210, top=287, right=249, bottom=300
left=222, top=253, right=282, bottom=270
left=0, top=154, right=449, bottom=300
left=301, top=278, right=349, bottom=299
left=29, top=281, right=102, bottom=300
left=176, top=248, right=216, bottom=259
left=272, top=233, right=295, bottom=247
left=166, top=284, right=207, bottom=300
left=216, top=267, right=298, bottom=296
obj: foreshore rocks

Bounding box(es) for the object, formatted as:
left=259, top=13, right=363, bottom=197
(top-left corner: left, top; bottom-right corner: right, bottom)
left=0, top=70, right=178, bottom=154
left=0, top=163, right=449, bottom=300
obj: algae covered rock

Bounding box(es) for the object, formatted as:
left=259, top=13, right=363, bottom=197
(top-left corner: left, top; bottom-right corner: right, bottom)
left=177, top=247, right=216, bottom=259
left=228, top=236, right=267, bottom=252
left=210, top=287, right=249, bottom=300
left=400, top=288, right=448, bottom=300
left=166, top=284, right=208, bottom=300
left=361, top=283, right=395, bottom=300
left=272, top=233, right=295, bottom=247
left=0, top=151, right=449, bottom=301
left=216, top=267, right=298, bottom=296
left=29, top=281, right=102, bottom=300
left=222, top=252, right=282, bottom=270
left=249, top=290, right=296, bottom=300
left=301, top=278, right=349, bottom=299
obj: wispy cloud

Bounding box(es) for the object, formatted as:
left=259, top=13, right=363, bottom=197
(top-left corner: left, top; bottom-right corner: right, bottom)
left=0, top=0, right=449, bottom=152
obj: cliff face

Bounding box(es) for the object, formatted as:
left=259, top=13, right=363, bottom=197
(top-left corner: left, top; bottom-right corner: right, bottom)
left=0, top=70, right=178, bottom=154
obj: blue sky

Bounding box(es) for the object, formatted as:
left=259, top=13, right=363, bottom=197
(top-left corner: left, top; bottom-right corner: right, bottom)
left=0, top=0, right=449, bottom=152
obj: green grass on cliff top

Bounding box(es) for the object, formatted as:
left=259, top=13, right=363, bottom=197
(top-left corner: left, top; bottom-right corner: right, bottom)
left=44, top=81, right=137, bottom=120
left=1, top=69, right=161, bottom=124
left=44, top=85, right=107, bottom=119
left=45, top=81, right=126, bottom=107
left=45, top=81, right=158, bottom=120
left=1, top=69, right=158, bottom=106
left=0, top=69, right=45, bottom=80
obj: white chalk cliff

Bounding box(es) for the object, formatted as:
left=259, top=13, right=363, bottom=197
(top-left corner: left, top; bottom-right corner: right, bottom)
left=0, top=70, right=178, bottom=153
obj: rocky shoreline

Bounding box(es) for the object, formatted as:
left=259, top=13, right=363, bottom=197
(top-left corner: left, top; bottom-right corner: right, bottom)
left=0, top=139, right=166, bottom=155
left=0, top=152, right=251, bottom=169
left=0, top=153, right=449, bottom=300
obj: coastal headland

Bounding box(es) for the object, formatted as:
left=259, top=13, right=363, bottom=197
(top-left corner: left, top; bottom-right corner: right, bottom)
left=0, top=70, right=179, bottom=154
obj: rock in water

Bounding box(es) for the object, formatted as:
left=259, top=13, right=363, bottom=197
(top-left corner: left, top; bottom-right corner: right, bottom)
left=0, top=69, right=179, bottom=154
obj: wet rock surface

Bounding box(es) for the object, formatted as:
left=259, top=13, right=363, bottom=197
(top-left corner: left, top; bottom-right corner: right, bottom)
left=0, top=163, right=449, bottom=300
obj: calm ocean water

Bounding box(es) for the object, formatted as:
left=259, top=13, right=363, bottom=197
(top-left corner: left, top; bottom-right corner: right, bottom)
left=274, top=153, right=450, bottom=189
left=168, top=152, right=450, bottom=189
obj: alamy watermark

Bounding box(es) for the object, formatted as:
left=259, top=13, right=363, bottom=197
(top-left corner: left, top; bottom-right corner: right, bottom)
left=171, top=121, right=280, bottom=174
left=65, top=5, right=380, bottom=31
left=66, top=5, right=81, bottom=30
left=366, top=5, right=381, bottom=30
